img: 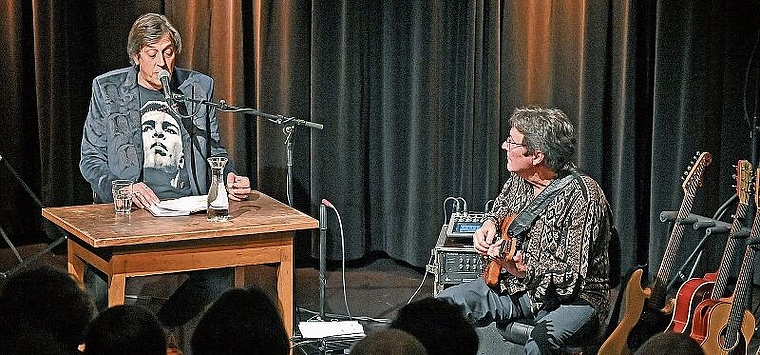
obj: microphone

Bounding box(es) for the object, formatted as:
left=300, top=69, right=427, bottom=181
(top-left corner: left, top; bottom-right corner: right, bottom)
left=157, top=69, right=173, bottom=106
left=321, top=198, right=334, bottom=209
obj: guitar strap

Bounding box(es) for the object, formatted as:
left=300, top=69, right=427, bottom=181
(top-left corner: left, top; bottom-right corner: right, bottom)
left=507, top=169, right=581, bottom=238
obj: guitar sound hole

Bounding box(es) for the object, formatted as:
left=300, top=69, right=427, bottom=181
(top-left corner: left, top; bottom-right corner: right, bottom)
left=719, top=327, right=742, bottom=352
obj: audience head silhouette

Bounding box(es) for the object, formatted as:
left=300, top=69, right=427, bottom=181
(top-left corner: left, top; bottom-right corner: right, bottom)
left=390, top=297, right=478, bottom=355
left=351, top=328, right=428, bottom=355
left=0, top=265, right=96, bottom=354
left=634, top=331, right=705, bottom=355
left=191, top=286, right=289, bottom=355
left=84, top=304, right=166, bottom=355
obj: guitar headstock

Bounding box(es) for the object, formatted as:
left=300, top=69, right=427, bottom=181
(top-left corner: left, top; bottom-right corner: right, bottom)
left=682, top=152, right=712, bottom=193
left=736, top=160, right=753, bottom=206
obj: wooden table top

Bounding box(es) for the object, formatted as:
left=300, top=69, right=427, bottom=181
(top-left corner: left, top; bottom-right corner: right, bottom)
left=42, top=191, right=318, bottom=248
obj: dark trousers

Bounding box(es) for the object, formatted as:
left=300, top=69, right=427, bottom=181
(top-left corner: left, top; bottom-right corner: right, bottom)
left=85, top=266, right=232, bottom=328
left=437, top=278, right=598, bottom=354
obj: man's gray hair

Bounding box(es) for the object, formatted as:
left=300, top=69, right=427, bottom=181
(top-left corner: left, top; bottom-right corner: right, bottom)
left=127, top=13, right=182, bottom=68
left=508, top=106, right=576, bottom=171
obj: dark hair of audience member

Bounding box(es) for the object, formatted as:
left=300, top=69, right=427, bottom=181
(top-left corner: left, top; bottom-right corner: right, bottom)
left=390, top=297, right=478, bottom=355
left=84, top=304, right=166, bottom=355
left=351, top=328, right=428, bottom=355
left=191, top=285, right=289, bottom=355
left=0, top=265, right=96, bottom=354
left=634, top=331, right=705, bottom=355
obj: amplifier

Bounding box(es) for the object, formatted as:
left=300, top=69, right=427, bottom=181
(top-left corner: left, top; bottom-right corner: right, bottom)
left=427, top=225, right=486, bottom=296
left=445, top=211, right=488, bottom=239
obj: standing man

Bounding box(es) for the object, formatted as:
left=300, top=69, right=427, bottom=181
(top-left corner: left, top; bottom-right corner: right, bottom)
left=437, top=106, right=614, bottom=354
left=79, top=12, right=251, bottom=343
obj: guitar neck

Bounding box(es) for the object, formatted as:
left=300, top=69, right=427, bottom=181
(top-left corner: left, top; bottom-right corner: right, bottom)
left=711, top=202, right=749, bottom=299
left=724, top=242, right=758, bottom=348
left=651, top=185, right=698, bottom=307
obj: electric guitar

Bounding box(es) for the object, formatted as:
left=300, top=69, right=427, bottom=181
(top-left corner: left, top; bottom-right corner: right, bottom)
left=482, top=214, right=517, bottom=287
left=688, top=167, right=758, bottom=355
left=599, top=151, right=712, bottom=355
left=668, top=160, right=752, bottom=334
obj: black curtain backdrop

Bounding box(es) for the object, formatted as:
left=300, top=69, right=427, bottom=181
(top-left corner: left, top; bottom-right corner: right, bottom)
left=1, top=0, right=759, bottom=285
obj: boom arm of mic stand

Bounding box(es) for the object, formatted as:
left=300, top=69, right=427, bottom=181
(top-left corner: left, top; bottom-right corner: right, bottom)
left=175, top=95, right=324, bottom=130
left=174, top=95, right=324, bottom=206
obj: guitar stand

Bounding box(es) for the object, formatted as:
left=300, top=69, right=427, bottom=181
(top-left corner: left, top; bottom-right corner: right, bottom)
left=660, top=210, right=741, bottom=291
left=0, top=154, right=68, bottom=280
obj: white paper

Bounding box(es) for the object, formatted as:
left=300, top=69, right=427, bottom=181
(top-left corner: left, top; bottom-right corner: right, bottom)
left=298, top=321, right=365, bottom=339
left=147, top=195, right=208, bottom=217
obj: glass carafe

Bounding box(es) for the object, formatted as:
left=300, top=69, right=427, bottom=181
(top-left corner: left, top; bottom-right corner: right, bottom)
left=207, top=157, right=230, bottom=221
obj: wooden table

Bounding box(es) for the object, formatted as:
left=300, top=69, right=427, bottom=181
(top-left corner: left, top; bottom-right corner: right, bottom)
left=42, top=191, right=318, bottom=338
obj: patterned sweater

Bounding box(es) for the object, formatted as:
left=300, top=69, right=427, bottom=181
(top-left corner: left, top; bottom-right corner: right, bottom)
left=487, top=171, right=613, bottom=322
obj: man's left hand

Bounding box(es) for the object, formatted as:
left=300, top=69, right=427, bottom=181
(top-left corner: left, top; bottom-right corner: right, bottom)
left=226, top=173, right=251, bottom=201
left=490, top=249, right=527, bottom=279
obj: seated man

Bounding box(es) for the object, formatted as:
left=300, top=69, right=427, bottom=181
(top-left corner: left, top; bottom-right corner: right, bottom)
left=437, top=106, right=614, bottom=354
left=79, top=12, right=251, bottom=338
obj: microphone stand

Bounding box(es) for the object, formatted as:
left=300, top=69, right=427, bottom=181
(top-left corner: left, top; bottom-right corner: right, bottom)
left=174, top=95, right=323, bottom=207
left=319, top=202, right=327, bottom=321
left=0, top=154, right=68, bottom=279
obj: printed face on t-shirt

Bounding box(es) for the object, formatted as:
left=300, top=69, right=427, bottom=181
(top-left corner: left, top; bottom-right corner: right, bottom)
left=141, top=103, right=184, bottom=173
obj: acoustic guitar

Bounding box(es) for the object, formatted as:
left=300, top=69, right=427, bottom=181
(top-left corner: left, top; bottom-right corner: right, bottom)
left=688, top=167, right=758, bottom=355
left=599, top=151, right=712, bottom=355
left=482, top=213, right=517, bottom=287
left=668, top=160, right=752, bottom=334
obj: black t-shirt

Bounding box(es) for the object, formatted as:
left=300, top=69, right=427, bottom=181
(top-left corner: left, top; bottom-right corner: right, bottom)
left=138, top=86, right=192, bottom=199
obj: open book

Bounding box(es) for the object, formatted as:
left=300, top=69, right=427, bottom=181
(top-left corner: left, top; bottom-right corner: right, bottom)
left=147, top=195, right=208, bottom=217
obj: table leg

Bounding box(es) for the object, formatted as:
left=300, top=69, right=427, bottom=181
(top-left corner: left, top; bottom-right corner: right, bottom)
left=108, top=273, right=126, bottom=307
left=234, top=266, right=246, bottom=288
left=278, top=242, right=294, bottom=338
left=67, top=239, right=86, bottom=289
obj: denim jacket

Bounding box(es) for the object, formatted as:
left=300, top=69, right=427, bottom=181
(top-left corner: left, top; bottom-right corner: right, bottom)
left=80, top=66, right=234, bottom=202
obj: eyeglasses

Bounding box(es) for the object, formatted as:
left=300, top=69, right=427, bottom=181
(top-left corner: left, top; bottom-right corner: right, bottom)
left=505, top=137, right=527, bottom=149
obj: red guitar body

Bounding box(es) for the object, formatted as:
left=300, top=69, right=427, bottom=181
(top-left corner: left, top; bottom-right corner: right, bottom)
left=668, top=272, right=716, bottom=333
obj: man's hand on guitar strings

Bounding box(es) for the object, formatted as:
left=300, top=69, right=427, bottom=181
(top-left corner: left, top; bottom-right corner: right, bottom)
left=487, top=239, right=505, bottom=259
left=473, top=219, right=498, bottom=255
